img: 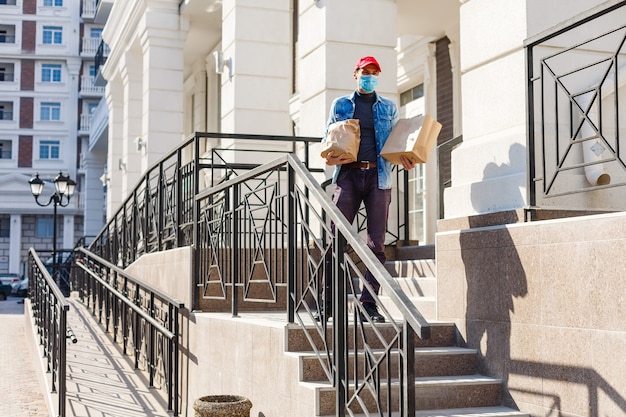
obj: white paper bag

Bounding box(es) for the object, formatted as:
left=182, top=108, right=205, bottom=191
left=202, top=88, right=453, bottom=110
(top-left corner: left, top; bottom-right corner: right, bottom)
left=380, top=114, right=442, bottom=165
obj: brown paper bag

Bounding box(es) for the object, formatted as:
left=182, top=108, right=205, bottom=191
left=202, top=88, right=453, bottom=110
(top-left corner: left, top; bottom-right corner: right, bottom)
left=320, top=119, right=361, bottom=163
left=380, top=114, right=442, bottom=165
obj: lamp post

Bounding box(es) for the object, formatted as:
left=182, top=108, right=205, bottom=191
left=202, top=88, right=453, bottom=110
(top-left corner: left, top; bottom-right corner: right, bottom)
left=29, top=172, right=76, bottom=280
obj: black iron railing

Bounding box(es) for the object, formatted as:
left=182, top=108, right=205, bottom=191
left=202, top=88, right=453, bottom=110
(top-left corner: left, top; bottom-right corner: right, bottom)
left=194, top=154, right=429, bottom=415
left=88, top=132, right=425, bottom=415
left=526, top=1, right=626, bottom=209
left=72, top=247, right=183, bottom=416
left=89, top=133, right=322, bottom=267
left=90, top=132, right=412, bottom=269
left=28, top=248, right=71, bottom=417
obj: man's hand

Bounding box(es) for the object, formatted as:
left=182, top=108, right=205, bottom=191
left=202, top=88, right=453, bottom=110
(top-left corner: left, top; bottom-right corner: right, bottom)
left=400, top=155, right=418, bottom=170
left=325, top=151, right=352, bottom=166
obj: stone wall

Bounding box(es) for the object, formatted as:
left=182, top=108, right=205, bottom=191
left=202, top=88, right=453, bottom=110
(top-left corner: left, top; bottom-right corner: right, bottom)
left=436, top=211, right=626, bottom=416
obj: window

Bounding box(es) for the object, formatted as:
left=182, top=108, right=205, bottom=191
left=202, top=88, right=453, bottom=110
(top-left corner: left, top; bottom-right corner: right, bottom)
left=90, top=28, right=102, bottom=39
left=36, top=218, right=54, bottom=239
left=42, top=26, right=62, bottom=45
left=400, top=84, right=424, bottom=107
left=0, top=140, right=11, bottom=159
left=39, top=140, right=60, bottom=159
left=40, top=102, right=61, bottom=121
left=88, top=102, right=98, bottom=114
left=0, top=218, right=9, bottom=238
left=43, top=0, right=63, bottom=6
left=41, top=64, right=62, bottom=82
left=89, top=64, right=96, bottom=77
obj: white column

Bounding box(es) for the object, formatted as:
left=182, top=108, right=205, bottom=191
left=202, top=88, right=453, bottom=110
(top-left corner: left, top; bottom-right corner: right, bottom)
left=220, top=0, right=293, bottom=138
left=106, top=76, right=124, bottom=217
left=296, top=0, right=398, bottom=170
left=82, top=150, right=106, bottom=237
left=9, top=214, right=21, bottom=274
left=121, top=50, right=144, bottom=195
left=443, top=0, right=529, bottom=218
left=62, top=215, right=74, bottom=250
left=140, top=19, right=185, bottom=170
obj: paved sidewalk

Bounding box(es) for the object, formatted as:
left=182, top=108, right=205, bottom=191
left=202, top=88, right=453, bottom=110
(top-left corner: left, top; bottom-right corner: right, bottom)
left=0, top=297, right=49, bottom=417
left=0, top=296, right=172, bottom=417
left=64, top=297, right=172, bottom=417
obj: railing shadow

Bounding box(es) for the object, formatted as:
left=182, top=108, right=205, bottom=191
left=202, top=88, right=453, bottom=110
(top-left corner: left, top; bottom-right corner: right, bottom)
left=508, top=360, right=626, bottom=416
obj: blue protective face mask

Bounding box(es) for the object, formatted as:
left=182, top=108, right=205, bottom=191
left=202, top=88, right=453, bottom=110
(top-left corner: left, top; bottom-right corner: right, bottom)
left=359, top=74, right=378, bottom=93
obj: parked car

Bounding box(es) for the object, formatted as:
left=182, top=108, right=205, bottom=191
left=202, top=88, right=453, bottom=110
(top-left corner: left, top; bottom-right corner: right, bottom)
left=0, top=273, right=22, bottom=300
left=12, top=276, right=28, bottom=297
left=0, top=273, right=22, bottom=287
left=0, top=284, right=10, bottom=300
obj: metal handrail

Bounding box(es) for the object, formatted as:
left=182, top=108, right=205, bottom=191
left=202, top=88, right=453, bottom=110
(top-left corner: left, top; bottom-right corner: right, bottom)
left=72, top=246, right=183, bottom=415
left=194, top=153, right=429, bottom=415
left=28, top=248, right=70, bottom=417
left=89, top=131, right=426, bottom=415
left=196, top=153, right=429, bottom=336
left=525, top=0, right=626, bottom=209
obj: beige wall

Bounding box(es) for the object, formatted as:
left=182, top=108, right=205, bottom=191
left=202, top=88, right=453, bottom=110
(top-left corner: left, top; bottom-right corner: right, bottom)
left=436, top=211, right=626, bottom=417
left=124, top=246, right=192, bottom=307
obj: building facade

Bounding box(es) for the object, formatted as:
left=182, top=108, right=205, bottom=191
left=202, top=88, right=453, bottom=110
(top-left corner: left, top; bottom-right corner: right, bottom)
left=0, top=0, right=105, bottom=275
left=78, top=0, right=626, bottom=416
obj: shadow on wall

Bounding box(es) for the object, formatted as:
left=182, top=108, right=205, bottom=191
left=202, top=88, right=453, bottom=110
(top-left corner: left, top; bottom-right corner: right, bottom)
left=460, top=143, right=626, bottom=414
left=470, top=143, right=526, bottom=213
left=461, top=143, right=528, bottom=408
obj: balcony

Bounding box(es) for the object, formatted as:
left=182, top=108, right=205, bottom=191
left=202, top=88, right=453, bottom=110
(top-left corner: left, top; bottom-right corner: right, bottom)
left=79, top=112, right=91, bottom=136
left=82, top=0, right=97, bottom=19
left=81, top=37, right=100, bottom=57
left=80, top=75, right=104, bottom=97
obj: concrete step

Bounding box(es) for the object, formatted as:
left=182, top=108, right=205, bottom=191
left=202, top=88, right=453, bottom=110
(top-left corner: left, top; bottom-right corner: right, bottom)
left=385, top=259, right=437, bottom=280
left=313, top=374, right=503, bottom=415
left=394, top=244, right=435, bottom=261
left=380, top=294, right=437, bottom=321
left=324, top=406, right=529, bottom=417
left=414, top=407, right=530, bottom=417
left=285, top=321, right=457, bottom=352
left=299, top=346, right=478, bottom=382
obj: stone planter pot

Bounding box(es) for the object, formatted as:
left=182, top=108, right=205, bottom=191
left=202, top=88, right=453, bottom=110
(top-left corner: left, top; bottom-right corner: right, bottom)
left=193, top=395, right=252, bottom=417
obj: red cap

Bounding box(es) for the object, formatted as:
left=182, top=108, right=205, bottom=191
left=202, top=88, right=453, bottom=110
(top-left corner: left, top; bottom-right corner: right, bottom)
left=354, top=56, right=381, bottom=72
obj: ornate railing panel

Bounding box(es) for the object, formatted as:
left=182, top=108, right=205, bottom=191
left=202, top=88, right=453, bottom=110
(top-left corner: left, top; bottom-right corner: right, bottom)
left=194, top=154, right=429, bottom=416
left=90, top=133, right=322, bottom=268
left=526, top=1, right=626, bottom=209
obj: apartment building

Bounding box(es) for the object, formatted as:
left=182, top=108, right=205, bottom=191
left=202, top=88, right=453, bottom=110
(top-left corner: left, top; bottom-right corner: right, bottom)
left=0, top=0, right=105, bottom=275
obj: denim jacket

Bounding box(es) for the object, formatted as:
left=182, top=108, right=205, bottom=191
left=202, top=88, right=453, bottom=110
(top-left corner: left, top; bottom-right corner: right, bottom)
left=324, top=91, right=399, bottom=189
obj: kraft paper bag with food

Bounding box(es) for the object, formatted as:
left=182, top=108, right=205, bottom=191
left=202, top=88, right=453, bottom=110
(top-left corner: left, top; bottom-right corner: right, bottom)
left=380, top=114, right=442, bottom=165
left=320, top=119, right=361, bottom=163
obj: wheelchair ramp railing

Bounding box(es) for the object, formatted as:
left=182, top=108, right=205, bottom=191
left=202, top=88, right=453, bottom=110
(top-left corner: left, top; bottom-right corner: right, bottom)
left=71, top=247, right=184, bottom=416
left=28, top=248, right=71, bottom=417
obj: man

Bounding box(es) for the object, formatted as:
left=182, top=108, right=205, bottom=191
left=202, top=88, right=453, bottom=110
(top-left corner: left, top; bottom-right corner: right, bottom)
left=322, top=55, right=417, bottom=323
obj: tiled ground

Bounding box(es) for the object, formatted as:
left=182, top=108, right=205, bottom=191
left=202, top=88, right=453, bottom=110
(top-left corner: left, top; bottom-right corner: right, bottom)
left=0, top=298, right=50, bottom=417
left=0, top=296, right=172, bottom=417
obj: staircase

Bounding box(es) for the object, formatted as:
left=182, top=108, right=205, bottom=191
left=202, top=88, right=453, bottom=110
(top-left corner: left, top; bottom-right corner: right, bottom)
left=280, top=244, right=529, bottom=417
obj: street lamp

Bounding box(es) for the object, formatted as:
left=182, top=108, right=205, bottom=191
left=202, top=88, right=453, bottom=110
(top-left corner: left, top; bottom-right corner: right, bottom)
left=29, top=172, right=76, bottom=279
